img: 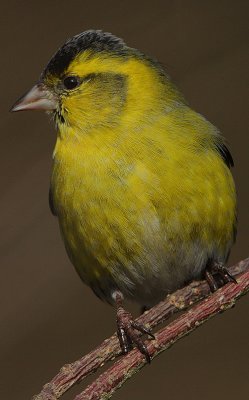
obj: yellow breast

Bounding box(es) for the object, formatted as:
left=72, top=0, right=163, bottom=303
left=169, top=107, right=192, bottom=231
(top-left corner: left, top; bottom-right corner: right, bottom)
left=50, top=106, right=236, bottom=303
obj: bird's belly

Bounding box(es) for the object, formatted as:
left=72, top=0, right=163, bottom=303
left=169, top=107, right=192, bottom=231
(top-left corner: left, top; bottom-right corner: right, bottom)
left=54, top=188, right=234, bottom=306
left=51, top=146, right=236, bottom=306
left=56, top=186, right=175, bottom=305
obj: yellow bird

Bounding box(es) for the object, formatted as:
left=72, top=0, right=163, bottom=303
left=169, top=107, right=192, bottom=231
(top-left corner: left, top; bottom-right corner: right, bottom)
left=12, top=30, right=237, bottom=361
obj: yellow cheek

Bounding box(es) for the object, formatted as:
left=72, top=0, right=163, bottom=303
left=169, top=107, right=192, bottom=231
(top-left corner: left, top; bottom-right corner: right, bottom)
left=63, top=52, right=169, bottom=125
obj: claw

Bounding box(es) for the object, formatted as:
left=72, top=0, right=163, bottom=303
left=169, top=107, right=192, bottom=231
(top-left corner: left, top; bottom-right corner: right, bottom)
left=205, top=262, right=237, bottom=291
left=224, top=269, right=237, bottom=284
left=205, top=269, right=218, bottom=292
left=114, top=291, right=154, bottom=363
left=117, top=325, right=130, bottom=354
left=131, top=321, right=155, bottom=339
left=137, top=341, right=152, bottom=364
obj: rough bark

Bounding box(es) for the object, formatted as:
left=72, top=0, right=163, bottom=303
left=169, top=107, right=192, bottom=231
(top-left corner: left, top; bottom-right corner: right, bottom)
left=33, top=258, right=249, bottom=400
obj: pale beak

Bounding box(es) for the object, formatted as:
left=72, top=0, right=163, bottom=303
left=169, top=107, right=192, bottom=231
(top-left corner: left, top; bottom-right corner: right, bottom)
left=10, top=84, right=57, bottom=112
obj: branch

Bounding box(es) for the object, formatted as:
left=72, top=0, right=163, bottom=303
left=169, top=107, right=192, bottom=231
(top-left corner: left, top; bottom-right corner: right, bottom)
left=33, top=258, right=249, bottom=400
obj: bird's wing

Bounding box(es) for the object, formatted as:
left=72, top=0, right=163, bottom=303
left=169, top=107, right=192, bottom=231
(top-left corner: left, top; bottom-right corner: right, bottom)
left=215, top=142, right=234, bottom=168
left=49, top=186, right=57, bottom=216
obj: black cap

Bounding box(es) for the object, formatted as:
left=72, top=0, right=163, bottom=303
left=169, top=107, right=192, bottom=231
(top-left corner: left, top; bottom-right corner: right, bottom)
left=42, top=30, right=126, bottom=78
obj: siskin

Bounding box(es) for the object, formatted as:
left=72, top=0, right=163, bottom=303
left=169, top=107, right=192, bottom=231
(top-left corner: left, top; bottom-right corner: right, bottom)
left=12, top=30, right=237, bottom=361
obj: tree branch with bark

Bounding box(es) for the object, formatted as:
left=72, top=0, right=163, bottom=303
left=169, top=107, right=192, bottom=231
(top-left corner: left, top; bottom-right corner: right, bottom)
left=33, top=257, right=249, bottom=400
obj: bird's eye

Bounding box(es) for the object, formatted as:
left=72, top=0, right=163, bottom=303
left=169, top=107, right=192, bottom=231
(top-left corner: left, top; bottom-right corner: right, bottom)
left=63, top=76, right=80, bottom=90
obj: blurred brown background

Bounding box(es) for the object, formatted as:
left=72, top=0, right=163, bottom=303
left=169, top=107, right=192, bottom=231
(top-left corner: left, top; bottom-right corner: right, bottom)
left=1, top=1, right=248, bottom=399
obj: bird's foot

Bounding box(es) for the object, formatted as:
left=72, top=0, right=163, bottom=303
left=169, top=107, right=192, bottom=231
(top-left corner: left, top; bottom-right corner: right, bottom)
left=114, top=292, right=155, bottom=363
left=205, top=261, right=237, bottom=292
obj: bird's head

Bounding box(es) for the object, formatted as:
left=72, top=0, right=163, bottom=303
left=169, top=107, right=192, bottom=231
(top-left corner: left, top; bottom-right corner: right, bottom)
left=11, top=30, right=184, bottom=135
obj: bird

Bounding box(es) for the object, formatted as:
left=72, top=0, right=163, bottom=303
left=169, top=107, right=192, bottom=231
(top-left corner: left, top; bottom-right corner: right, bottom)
left=11, top=29, right=237, bottom=362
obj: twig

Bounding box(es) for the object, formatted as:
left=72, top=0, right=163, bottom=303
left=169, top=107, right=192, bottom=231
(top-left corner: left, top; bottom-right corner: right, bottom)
left=76, top=261, right=249, bottom=399
left=33, top=258, right=249, bottom=400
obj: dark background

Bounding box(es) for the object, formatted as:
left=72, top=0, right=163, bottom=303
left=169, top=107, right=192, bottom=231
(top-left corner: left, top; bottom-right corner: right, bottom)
left=1, top=1, right=248, bottom=399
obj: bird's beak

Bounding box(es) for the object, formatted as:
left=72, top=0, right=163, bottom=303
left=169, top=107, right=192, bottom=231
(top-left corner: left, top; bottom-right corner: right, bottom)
left=10, top=84, right=57, bottom=112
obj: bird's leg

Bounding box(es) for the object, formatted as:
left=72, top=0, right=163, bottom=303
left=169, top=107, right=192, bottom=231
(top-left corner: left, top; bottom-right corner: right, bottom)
left=205, top=269, right=219, bottom=292
left=212, top=262, right=237, bottom=285
left=205, top=261, right=237, bottom=292
left=114, top=291, right=155, bottom=363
